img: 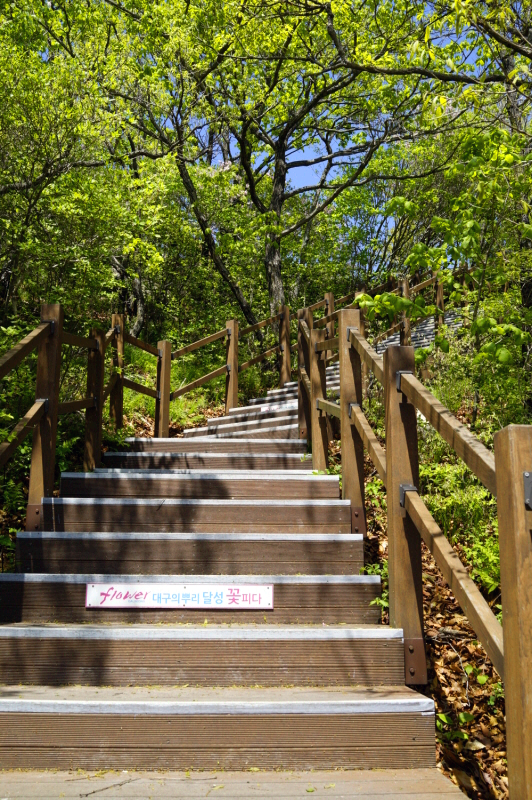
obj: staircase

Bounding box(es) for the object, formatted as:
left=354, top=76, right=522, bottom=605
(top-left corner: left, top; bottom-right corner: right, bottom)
left=0, top=381, right=457, bottom=787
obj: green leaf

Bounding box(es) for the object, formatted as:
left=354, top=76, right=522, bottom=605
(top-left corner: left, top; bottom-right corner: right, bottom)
left=476, top=674, right=489, bottom=685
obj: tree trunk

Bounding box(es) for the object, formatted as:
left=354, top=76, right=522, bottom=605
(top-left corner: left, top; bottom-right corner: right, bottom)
left=264, top=145, right=287, bottom=314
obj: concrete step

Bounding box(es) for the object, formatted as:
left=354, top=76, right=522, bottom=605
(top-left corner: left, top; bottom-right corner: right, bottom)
left=183, top=414, right=298, bottom=438
left=193, top=404, right=297, bottom=426
left=17, top=531, right=362, bottom=575
left=123, top=437, right=307, bottom=453
left=41, top=498, right=351, bottom=533
left=0, top=685, right=435, bottom=770
left=0, top=573, right=381, bottom=624
left=0, top=624, right=402, bottom=687
left=199, top=423, right=300, bottom=439
left=59, top=471, right=340, bottom=500
left=102, top=451, right=313, bottom=470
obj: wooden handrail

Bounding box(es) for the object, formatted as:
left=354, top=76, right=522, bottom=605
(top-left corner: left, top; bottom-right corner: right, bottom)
left=102, top=372, right=118, bottom=403
left=170, top=364, right=228, bottom=401
left=316, top=397, right=341, bottom=419
left=123, top=332, right=159, bottom=357
left=0, top=400, right=47, bottom=469
left=348, top=329, right=384, bottom=385
left=300, top=367, right=311, bottom=398
left=299, top=320, right=311, bottom=346
left=171, top=328, right=227, bottom=359
left=315, top=336, right=338, bottom=353
left=325, top=352, right=339, bottom=365
left=0, top=322, right=51, bottom=382
left=308, top=298, right=327, bottom=311
left=399, top=372, right=497, bottom=496
left=405, top=489, right=504, bottom=678
left=239, top=313, right=283, bottom=337
left=239, top=344, right=280, bottom=373
left=314, top=310, right=339, bottom=329
left=123, top=377, right=158, bottom=399
left=335, top=291, right=355, bottom=307
left=62, top=331, right=99, bottom=350
left=58, top=398, right=96, bottom=415
left=349, top=403, right=387, bottom=484
left=104, top=327, right=117, bottom=351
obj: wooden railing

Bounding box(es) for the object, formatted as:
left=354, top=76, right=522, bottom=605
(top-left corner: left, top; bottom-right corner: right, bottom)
left=297, top=298, right=532, bottom=798
left=0, top=303, right=293, bottom=528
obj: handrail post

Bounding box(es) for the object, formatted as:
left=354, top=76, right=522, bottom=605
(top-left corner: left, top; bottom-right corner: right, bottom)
left=400, top=277, right=411, bottom=346
left=435, top=274, right=444, bottom=329
left=225, top=319, right=238, bottom=413
left=110, top=313, right=124, bottom=430
left=297, top=308, right=312, bottom=442
left=384, top=344, right=427, bottom=685
left=355, top=293, right=368, bottom=398
left=279, top=305, right=291, bottom=388
left=83, top=328, right=105, bottom=471
left=155, top=340, right=172, bottom=437
left=309, top=326, right=328, bottom=471
left=338, top=309, right=366, bottom=535
left=25, top=304, right=64, bottom=532
left=324, top=292, right=335, bottom=361
left=494, top=425, right=532, bottom=798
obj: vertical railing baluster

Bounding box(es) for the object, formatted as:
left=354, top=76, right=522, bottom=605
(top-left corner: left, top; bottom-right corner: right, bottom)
left=225, top=319, right=238, bottom=413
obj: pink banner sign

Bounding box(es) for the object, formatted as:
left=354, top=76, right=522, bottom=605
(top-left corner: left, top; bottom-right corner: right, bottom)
left=86, top=583, right=274, bottom=610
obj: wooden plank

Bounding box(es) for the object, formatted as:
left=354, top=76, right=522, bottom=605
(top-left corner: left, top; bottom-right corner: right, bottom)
left=400, top=278, right=411, bottom=346
left=399, top=372, right=497, bottom=496
left=349, top=403, right=387, bottom=485
left=83, top=328, right=105, bottom=471
left=410, top=274, right=437, bottom=295
left=238, top=344, right=280, bottom=373
left=184, top=413, right=297, bottom=438
left=316, top=398, right=341, bottom=419
left=59, top=472, right=340, bottom=500
left=338, top=309, right=366, bottom=535
left=103, top=452, right=312, bottom=469
left=494, top=425, right=532, bottom=797
left=324, top=291, right=335, bottom=364
left=0, top=576, right=381, bottom=625
left=404, top=490, right=504, bottom=677
left=374, top=318, right=403, bottom=346
left=0, top=401, right=46, bottom=469
left=307, top=297, right=327, bottom=311
left=300, top=367, right=311, bottom=398
left=109, top=313, right=124, bottom=429
left=349, top=330, right=384, bottom=385
left=239, top=312, right=283, bottom=337
left=103, top=328, right=116, bottom=351
left=26, top=305, right=64, bottom=532
left=0, top=629, right=400, bottom=687
left=297, top=308, right=312, bottom=441
left=61, top=331, right=98, bottom=350
left=123, top=437, right=307, bottom=453
left=314, top=310, right=339, bottom=329
left=279, top=305, right=291, bottom=387
left=155, top=340, right=171, bottom=437
left=300, top=320, right=311, bottom=345
left=17, top=532, right=362, bottom=577
left=309, top=327, right=328, bottom=472
left=42, top=497, right=352, bottom=534
left=0, top=322, right=51, bottom=382
left=171, top=328, right=227, bottom=359
left=384, top=345, right=426, bottom=685
left=123, top=332, right=159, bottom=357
left=170, top=365, right=227, bottom=402
left=102, top=372, right=118, bottom=404
left=57, top=398, right=96, bottom=415
left=315, top=336, right=339, bottom=352
left=123, top=377, right=158, bottom=399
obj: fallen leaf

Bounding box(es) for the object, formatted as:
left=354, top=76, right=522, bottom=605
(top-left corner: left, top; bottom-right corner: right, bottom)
left=452, top=769, right=479, bottom=790
left=465, top=739, right=486, bottom=751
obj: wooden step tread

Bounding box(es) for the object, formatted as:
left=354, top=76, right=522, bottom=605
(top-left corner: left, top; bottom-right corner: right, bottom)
left=94, top=467, right=314, bottom=474
left=0, top=767, right=464, bottom=797
left=60, top=472, right=339, bottom=500
left=0, top=573, right=381, bottom=624
left=195, top=424, right=299, bottom=440
left=184, top=406, right=297, bottom=431
left=102, top=452, right=313, bottom=470
left=17, top=531, right=363, bottom=575
left=183, top=414, right=298, bottom=437
left=227, top=399, right=297, bottom=415
left=41, top=498, right=351, bottom=533
left=122, top=437, right=307, bottom=453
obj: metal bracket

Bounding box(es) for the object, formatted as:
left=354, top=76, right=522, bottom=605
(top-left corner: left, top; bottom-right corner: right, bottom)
left=524, top=472, right=532, bottom=510
left=36, top=398, right=49, bottom=415
left=346, top=326, right=359, bottom=341
left=396, top=370, right=413, bottom=392
left=280, top=345, right=284, bottom=353
left=114, top=324, right=121, bottom=335
left=404, top=637, right=427, bottom=685
left=351, top=506, right=366, bottom=535
left=42, top=319, right=56, bottom=335
left=25, top=503, right=43, bottom=532
left=399, top=483, right=417, bottom=507
left=158, top=349, right=163, bottom=359
left=226, top=328, right=231, bottom=337
left=348, top=402, right=359, bottom=419
left=226, top=364, right=231, bottom=373
left=156, top=390, right=161, bottom=400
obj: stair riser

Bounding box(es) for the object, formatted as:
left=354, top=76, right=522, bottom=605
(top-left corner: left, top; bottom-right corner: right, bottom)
left=0, top=713, right=435, bottom=770
left=17, top=539, right=362, bottom=575
left=103, top=454, right=313, bottom=470
left=0, top=640, right=404, bottom=686
left=123, top=439, right=307, bottom=453
left=59, top=476, right=339, bottom=500
left=184, top=413, right=297, bottom=437
left=42, top=504, right=352, bottom=533
left=0, top=583, right=380, bottom=624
